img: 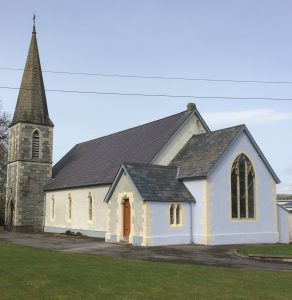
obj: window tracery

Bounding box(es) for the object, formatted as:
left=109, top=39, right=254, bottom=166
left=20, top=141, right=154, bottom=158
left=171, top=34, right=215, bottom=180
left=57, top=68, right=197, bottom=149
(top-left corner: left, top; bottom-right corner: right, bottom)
left=231, top=154, right=255, bottom=219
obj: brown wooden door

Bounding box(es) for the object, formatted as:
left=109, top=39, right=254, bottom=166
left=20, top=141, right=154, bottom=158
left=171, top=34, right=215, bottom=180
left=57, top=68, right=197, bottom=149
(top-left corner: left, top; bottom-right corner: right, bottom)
left=123, top=199, right=131, bottom=237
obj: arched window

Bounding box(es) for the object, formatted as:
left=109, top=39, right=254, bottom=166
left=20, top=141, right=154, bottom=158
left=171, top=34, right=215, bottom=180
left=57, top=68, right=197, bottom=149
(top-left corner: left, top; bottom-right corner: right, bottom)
left=51, top=195, right=55, bottom=220
left=231, top=154, right=255, bottom=219
left=176, top=205, right=181, bottom=225
left=32, top=130, right=40, bottom=159
left=68, top=194, right=72, bottom=220
left=88, top=192, right=93, bottom=221
left=170, top=204, right=175, bottom=225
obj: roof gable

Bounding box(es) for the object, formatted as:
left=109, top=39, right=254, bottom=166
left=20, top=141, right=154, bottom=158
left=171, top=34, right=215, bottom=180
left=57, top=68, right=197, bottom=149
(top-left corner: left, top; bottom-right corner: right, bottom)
left=170, top=125, right=244, bottom=179
left=105, top=163, right=195, bottom=203
left=45, top=109, right=194, bottom=191
left=170, top=125, right=280, bottom=183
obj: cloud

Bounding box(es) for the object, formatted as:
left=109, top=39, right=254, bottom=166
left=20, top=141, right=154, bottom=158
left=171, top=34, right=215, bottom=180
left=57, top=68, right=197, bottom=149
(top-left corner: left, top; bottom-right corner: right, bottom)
left=203, top=109, right=292, bottom=127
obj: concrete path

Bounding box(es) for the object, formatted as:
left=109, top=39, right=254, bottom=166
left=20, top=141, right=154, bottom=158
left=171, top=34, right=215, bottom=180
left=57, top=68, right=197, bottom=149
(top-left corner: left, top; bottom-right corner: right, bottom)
left=1, top=231, right=292, bottom=271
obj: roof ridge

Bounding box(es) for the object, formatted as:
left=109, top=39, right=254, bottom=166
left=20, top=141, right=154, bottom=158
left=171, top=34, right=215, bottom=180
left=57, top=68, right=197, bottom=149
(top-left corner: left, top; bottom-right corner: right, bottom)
left=124, top=162, right=178, bottom=169
left=76, top=110, right=189, bottom=146
left=200, top=124, right=245, bottom=136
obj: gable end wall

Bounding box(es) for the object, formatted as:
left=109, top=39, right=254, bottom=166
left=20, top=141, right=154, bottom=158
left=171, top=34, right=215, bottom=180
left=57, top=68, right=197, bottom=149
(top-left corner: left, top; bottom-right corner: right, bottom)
left=152, top=113, right=206, bottom=165
left=206, top=132, right=278, bottom=245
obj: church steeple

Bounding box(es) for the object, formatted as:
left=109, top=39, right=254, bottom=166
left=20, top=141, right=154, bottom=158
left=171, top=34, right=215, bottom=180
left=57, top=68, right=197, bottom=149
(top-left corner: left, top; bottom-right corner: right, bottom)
left=5, top=21, right=54, bottom=232
left=10, top=20, right=53, bottom=127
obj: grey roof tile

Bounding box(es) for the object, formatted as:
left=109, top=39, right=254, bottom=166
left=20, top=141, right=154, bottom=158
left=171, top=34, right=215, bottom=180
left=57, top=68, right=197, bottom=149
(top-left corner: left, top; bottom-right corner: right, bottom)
left=170, top=125, right=244, bottom=179
left=45, top=110, right=192, bottom=190
left=124, top=163, right=195, bottom=202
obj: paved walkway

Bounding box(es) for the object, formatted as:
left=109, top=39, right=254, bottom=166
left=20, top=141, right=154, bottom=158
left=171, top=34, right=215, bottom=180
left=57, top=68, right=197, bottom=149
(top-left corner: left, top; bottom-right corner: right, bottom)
left=0, top=231, right=292, bottom=271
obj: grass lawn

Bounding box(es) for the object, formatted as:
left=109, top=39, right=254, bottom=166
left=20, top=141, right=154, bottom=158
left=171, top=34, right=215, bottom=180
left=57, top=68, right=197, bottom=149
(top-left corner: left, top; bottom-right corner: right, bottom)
left=238, top=244, right=292, bottom=257
left=0, top=242, right=292, bottom=299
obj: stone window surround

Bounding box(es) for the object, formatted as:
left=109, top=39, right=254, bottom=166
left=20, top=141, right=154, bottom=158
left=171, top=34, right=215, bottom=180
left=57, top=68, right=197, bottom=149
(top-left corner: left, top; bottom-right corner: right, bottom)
left=88, top=192, right=93, bottom=223
left=50, top=195, right=55, bottom=221
left=67, top=193, right=72, bottom=222
left=231, top=153, right=256, bottom=221
left=169, top=203, right=183, bottom=227
left=31, top=128, right=42, bottom=160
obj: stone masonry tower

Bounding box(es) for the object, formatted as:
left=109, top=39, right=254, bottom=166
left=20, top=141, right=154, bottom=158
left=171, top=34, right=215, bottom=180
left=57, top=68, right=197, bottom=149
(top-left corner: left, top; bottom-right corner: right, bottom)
left=5, top=22, right=54, bottom=231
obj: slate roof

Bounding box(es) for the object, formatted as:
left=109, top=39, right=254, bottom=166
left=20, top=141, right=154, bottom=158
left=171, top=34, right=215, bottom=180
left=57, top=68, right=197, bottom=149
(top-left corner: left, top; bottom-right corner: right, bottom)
left=277, top=194, right=292, bottom=212
left=277, top=201, right=292, bottom=212
left=45, top=110, right=194, bottom=191
left=170, top=125, right=244, bottom=179
left=11, top=26, right=53, bottom=127
left=106, top=163, right=195, bottom=202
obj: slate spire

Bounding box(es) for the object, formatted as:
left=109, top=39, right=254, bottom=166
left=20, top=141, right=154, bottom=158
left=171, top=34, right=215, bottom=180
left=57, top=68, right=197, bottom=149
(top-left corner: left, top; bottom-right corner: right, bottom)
left=10, top=22, right=53, bottom=127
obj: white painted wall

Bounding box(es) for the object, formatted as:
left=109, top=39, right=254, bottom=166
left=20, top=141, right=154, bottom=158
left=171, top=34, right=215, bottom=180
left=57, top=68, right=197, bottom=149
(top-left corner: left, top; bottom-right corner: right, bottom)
left=277, top=206, right=290, bottom=243
left=152, top=113, right=206, bottom=165
left=44, top=185, right=109, bottom=237
left=147, top=201, right=191, bottom=246
left=106, top=171, right=145, bottom=246
left=207, top=132, right=278, bottom=245
left=183, top=180, right=207, bottom=244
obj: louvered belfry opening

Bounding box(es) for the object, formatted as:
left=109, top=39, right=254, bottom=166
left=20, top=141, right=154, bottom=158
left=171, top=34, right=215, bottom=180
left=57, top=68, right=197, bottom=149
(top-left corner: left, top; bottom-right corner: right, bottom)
left=32, top=130, right=40, bottom=159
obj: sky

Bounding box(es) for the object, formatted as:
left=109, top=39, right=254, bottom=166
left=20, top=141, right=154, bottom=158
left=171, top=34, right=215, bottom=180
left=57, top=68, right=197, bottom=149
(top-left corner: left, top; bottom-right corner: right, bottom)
left=0, top=0, right=291, bottom=193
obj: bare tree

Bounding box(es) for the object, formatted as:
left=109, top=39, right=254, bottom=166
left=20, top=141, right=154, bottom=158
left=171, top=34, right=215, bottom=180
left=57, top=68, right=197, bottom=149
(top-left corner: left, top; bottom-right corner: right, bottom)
left=0, top=108, right=10, bottom=226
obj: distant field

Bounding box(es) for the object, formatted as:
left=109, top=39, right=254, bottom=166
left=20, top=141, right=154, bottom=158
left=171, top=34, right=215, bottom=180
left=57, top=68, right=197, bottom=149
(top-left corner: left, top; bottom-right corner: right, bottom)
left=0, top=241, right=292, bottom=299
left=238, top=244, right=292, bottom=257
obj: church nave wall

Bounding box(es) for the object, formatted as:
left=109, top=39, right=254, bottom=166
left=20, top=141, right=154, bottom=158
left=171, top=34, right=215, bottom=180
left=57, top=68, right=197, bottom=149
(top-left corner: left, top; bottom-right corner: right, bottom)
left=44, top=185, right=109, bottom=237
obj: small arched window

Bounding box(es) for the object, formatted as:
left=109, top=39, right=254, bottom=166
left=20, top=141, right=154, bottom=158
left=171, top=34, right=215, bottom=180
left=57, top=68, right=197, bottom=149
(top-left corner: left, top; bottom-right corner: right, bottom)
left=176, top=205, right=181, bottom=225
left=88, top=192, right=93, bottom=221
left=231, top=154, right=255, bottom=219
left=32, top=130, right=40, bottom=159
left=51, top=195, right=55, bottom=220
left=68, top=194, right=72, bottom=220
left=170, top=204, right=175, bottom=225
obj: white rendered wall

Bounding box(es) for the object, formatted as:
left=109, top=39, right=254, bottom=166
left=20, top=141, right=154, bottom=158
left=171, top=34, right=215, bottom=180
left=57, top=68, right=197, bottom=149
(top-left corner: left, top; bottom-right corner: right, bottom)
left=152, top=113, right=206, bottom=165
left=183, top=180, right=207, bottom=244
left=44, top=185, right=109, bottom=237
left=277, top=206, right=289, bottom=243
left=206, top=132, right=278, bottom=245
left=106, top=171, right=145, bottom=246
left=146, top=201, right=191, bottom=246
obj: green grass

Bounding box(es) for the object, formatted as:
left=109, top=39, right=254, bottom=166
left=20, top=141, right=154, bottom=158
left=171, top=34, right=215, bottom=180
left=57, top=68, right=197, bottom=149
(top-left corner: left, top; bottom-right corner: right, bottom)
left=238, top=244, right=292, bottom=257
left=0, top=242, right=292, bottom=299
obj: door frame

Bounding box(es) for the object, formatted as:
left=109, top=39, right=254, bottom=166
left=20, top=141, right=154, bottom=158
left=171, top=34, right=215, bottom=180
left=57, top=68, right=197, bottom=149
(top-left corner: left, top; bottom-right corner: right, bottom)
left=122, top=198, right=131, bottom=238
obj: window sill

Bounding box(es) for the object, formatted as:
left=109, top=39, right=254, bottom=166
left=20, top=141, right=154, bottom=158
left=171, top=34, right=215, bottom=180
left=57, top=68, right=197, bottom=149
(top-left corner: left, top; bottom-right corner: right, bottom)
left=170, top=224, right=183, bottom=228
left=231, top=218, right=257, bottom=222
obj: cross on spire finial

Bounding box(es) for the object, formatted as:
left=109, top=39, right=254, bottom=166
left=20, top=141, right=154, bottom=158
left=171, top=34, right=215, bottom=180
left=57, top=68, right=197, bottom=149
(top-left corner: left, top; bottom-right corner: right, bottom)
left=33, top=13, right=36, bottom=33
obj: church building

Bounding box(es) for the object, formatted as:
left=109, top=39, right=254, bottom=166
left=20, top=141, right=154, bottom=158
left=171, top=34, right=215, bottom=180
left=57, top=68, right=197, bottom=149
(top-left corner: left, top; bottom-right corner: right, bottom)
left=6, top=25, right=288, bottom=246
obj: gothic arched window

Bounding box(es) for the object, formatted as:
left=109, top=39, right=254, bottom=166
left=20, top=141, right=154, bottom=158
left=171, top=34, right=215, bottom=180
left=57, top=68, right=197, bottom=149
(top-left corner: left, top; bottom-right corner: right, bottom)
left=51, top=195, right=55, bottom=220
left=68, top=194, right=72, bottom=220
left=88, top=192, right=93, bottom=221
left=231, top=154, right=255, bottom=219
left=32, top=130, right=40, bottom=159
left=170, top=204, right=175, bottom=225
left=176, top=205, right=181, bottom=225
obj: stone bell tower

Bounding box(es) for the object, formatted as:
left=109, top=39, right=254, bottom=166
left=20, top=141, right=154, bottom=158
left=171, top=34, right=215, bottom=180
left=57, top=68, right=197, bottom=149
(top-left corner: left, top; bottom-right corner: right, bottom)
left=5, top=21, right=54, bottom=231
